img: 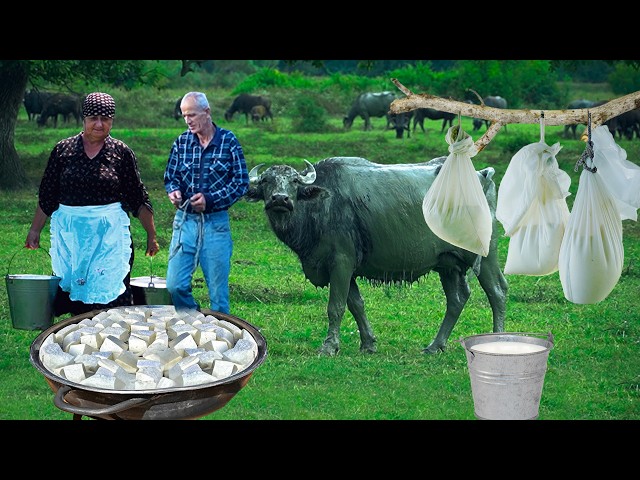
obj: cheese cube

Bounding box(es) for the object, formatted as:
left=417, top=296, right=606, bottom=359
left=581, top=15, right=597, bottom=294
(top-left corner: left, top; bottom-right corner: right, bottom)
left=60, top=363, right=87, bottom=383
left=100, top=335, right=127, bottom=354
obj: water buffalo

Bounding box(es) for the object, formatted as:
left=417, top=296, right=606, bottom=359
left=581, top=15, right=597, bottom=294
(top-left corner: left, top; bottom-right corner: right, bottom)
left=224, top=94, right=273, bottom=124
left=37, top=93, right=82, bottom=128
left=343, top=91, right=396, bottom=131
left=388, top=111, right=413, bottom=139
left=413, top=108, right=455, bottom=133
left=472, top=96, right=508, bottom=131
left=23, top=90, right=54, bottom=121
left=245, top=156, right=508, bottom=356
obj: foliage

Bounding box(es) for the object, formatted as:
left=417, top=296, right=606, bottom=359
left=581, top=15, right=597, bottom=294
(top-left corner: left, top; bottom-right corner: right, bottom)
left=387, top=61, right=459, bottom=97
left=608, top=62, right=640, bottom=95
left=290, top=93, right=330, bottom=133
left=442, top=60, right=564, bottom=108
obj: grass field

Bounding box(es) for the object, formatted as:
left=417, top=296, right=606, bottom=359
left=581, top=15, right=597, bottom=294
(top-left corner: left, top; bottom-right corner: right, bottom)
left=1, top=83, right=639, bottom=423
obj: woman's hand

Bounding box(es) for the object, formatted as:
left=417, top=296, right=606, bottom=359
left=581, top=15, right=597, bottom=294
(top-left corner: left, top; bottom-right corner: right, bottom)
left=25, top=229, right=41, bottom=250
left=146, top=235, right=160, bottom=257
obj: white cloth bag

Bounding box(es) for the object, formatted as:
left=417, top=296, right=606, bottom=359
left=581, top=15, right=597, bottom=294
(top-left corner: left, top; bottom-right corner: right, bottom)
left=496, top=141, right=571, bottom=275
left=559, top=125, right=640, bottom=304
left=422, top=126, right=492, bottom=256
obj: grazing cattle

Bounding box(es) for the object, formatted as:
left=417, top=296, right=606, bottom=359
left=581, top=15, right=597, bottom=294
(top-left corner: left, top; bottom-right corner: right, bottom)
left=413, top=108, right=455, bottom=133
left=251, top=104, right=268, bottom=122
left=173, top=96, right=183, bottom=120
left=245, top=156, right=507, bottom=356
left=23, top=90, right=54, bottom=121
left=606, top=108, right=640, bottom=140
left=564, top=99, right=596, bottom=138
left=224, top=94, right=273, bottom=124
left=388, top=111, right=413, bottom=138
left=343, top=91, right=396, bottom=131
left=472, top=96, right=508, bottom=131
left=37, top=93, right=82, bottom=128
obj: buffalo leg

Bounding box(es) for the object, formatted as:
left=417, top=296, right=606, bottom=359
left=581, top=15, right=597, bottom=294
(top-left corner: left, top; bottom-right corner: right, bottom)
left=424, top=267, right=471, bottom=354
left=346, top=277, right=377, bottom=353
left=476, top=254, right=508, bottom=334
left=320, top=263, right=353, bottom=355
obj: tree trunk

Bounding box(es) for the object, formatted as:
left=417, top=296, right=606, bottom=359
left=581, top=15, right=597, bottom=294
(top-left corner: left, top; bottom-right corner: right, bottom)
left=0, top=61, right=29, bottom=190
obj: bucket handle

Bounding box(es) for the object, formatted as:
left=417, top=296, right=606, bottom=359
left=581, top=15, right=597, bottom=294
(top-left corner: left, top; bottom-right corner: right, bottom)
left=6, top=246, right=53, bottom=276
left=148, top=256, right=155, bottom=288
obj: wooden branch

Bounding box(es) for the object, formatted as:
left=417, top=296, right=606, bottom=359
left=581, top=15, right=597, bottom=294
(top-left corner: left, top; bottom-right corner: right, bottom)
left=390, top=78, right=640, bottom=152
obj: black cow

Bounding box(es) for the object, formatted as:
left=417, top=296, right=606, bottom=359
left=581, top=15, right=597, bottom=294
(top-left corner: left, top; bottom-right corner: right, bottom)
left=388, top=111, right=413, bottom=138
left=343, top=91, right=396, bottom=131
left=23, top=90, right=54, bottom=121
left=173, top=96, right=183, bottom=120
left=245, top=156, right=508, bottom=356
left=472, top=96, right=508, bottom=131
left=224, top=94, right=273, bottom=124
left=413, top=108, right=455, bottom=133
left=606, top=108, right=640, bottom=140
left=37, top=93, right=82, bottom=128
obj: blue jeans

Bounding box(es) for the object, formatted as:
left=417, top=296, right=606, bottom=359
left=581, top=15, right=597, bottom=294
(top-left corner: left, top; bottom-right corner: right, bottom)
left=166, top=209, right=232, bottom=313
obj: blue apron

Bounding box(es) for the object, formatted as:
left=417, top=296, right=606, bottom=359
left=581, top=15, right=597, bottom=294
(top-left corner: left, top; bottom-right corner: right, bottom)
left=50, top=203, right=131, bottom=304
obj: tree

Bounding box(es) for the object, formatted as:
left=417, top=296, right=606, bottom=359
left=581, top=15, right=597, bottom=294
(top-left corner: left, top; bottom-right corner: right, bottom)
left=0, top=60, right=166, bottom=190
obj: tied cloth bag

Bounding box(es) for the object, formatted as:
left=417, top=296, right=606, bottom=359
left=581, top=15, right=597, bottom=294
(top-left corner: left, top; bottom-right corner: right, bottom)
left=422, top=125, right=492, bottom=256
left=496, top=141, right=571, bottom=276
left=559, top=124, right=640, bottom=304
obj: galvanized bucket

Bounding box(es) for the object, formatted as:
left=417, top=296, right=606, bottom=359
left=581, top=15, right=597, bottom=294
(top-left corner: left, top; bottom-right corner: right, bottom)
left=131, top=255, right=172, bottom=305
left=460, top=332, right=554, bottom=420
left=5, top=248, right=61, bottom=330
left=131, top=276, right=172, bottom=305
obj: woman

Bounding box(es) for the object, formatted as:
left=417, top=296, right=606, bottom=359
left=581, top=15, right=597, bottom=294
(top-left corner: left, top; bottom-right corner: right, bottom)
left=25, top=92, right=159, bottom=316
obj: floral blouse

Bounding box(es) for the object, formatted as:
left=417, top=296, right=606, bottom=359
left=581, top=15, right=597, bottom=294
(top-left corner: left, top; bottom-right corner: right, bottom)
left=38, top=133, right=153, bottom=217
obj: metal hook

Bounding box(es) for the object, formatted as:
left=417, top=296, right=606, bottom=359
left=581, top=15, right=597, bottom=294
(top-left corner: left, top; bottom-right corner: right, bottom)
left=575, top=111, right=597, bottom=173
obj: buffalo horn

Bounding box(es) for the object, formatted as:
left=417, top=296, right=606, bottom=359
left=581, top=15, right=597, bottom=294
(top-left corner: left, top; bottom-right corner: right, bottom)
left=299, top=159, right=316, bottom=184
left=248, top=163, right=265, bottom=183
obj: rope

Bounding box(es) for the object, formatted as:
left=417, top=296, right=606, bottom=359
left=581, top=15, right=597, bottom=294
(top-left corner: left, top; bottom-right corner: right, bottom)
left=575, top=111, right=597, bottom=173
left=168, top=197, right=205, bottom=273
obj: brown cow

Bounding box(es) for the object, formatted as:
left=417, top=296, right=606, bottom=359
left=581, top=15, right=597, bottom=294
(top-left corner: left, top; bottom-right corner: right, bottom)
left=251, top=105, right=268, bottom=122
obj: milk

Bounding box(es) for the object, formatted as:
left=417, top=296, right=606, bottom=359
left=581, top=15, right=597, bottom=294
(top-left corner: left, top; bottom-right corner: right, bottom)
left=471, top=340, right=546, bottom=354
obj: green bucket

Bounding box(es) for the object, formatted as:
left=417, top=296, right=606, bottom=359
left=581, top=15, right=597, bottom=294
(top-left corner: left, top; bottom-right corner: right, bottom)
left=5, top=248, right=60, bottom=330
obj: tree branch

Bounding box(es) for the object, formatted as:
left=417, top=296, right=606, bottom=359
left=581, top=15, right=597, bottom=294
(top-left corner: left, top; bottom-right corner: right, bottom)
left=390, top=78, right=640, bottom=152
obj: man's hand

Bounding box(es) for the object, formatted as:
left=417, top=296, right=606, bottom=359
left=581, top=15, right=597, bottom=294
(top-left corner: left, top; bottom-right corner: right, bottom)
left=168, top=190, right=183, bottom=208
left=190, top=193, right=206, bottom=213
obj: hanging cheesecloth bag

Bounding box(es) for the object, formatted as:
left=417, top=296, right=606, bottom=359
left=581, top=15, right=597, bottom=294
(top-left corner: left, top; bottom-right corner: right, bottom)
left=496, top=115, right=571, bottom=275
left=422, top=124, right=492, bottom=256
left=559, top=122, right=640, bottom=304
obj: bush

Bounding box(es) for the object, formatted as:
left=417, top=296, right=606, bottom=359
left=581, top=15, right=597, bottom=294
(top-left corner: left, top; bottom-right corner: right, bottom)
left=609, top=63, right=640, bottom=95
left=290, top=94, right=329, bottom=133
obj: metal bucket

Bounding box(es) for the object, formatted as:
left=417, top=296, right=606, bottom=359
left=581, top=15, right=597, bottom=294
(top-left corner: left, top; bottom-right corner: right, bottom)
left=460, top=332, right=554, bottom=420
left=131, top=276, right=172, bottom=305
left=5, top=247, right=61, bottom=330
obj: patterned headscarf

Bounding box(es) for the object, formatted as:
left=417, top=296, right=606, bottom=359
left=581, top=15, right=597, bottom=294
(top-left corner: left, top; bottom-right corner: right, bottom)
left=82, top=92, right=116, bottom=118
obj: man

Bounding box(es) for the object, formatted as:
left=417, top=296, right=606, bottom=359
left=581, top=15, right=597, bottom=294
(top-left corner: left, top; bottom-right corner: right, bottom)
left=164, top=91, right=249, bottom=313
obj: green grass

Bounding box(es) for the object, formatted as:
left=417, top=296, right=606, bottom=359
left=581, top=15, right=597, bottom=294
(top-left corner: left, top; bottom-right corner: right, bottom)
left=1, top=84, right=639, bottom=420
